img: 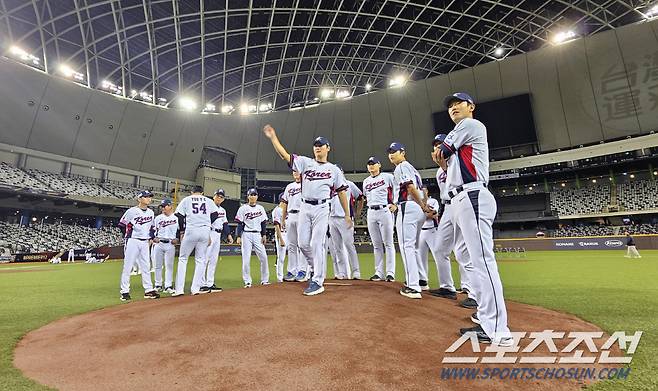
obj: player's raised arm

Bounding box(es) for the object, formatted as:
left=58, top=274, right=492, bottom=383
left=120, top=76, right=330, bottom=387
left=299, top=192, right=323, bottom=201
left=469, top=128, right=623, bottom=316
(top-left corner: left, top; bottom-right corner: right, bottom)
left=263, top=124, right=291, bottom=163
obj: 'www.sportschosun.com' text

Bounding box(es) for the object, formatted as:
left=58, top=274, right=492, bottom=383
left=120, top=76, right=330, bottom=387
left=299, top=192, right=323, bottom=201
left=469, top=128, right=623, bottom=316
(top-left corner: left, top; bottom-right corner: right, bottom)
left=440, top=367, right=631, bottom=381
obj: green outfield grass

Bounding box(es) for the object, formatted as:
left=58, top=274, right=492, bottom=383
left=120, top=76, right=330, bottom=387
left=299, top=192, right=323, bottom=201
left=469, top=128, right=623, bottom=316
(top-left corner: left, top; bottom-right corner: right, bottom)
left=1, top=250, right=656, bottom=390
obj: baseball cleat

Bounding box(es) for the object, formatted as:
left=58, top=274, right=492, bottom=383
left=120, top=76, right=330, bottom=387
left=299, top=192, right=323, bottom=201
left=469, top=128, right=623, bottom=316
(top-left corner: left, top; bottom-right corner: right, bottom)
left=459, top=325, right=490, bottom=343
left=460, top=297, right=478, bottom=309
left=369, top=274, right=383, bottom=282
left=295, top=271, right=308, bottom=282
left=386, top=275, right=395, bottom=282
left=208, top=285, right=223, bottom=292
left=199, top=286, right=211, bottom=292
left=470, top=312, right=480, bottom=325
left=399, top=286, right=422, bottom=299
left=419, top=280, right=429, bottom=291
left=120, top=293, right=131, bottom=301
left=164, top=286, right=175, bottom=294
left=244, top=283, right=252, bottom=288
left=352, top=274, right=361, bottom=280
left=155, top=285, right=163, bottom=292
left=171, top=292, right=184, bottom=297
left=428, top=288, right=457, bottom=299
left=261, top=281, right=270, bottom=286
left=303, top=281, right=325, bottom=296
left=283, top=272, right=296, bottom=282
left=143, top=290, right=160, bottom=299
left=460, top=287, right=470, bottom=295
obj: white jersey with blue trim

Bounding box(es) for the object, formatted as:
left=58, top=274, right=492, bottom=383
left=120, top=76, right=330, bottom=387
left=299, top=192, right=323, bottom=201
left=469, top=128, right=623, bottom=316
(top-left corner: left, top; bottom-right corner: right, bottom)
left=330, top=180, right=362, bottom=218
left=281, top=181, right=302, bottom=211
left=422, top=197, right=440, bottom=229
left=210, top=205, right=228, bottom=230
left=440, top=117, right=490, bottom=191
left=435, top=166, right=450, bottom=202
left=272, top=206, right=285, bottom=232
left=119, top=206, right=154, bottom=239
left=175, top=195, right=219, bottom=229
left=393, top=161, right=425, bottom=203
left=290, top=154, right=347, bottom=200
left=236, top=204, right=268, bottom=231
left=153, top=213, right=179, bottom=240
left=362, top=172, right=394, bottom=206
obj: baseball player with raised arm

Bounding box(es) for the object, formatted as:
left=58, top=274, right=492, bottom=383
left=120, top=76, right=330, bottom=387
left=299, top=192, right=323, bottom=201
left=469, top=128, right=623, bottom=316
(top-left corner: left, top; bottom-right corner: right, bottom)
left=388, top=142, right=431, bottom=299
left=429, top=133, right=476, bottom=307
left=437, top=92, right=512, bottom=346
left=152, top=199, right=179, bottom=293
left=202, top=189, right=233, bottom=293
left=236, top=188, right=269, bottom=287
left=173, top=185, right=219, bottom=297
left=263, top=124, right=351, bottom=296
left=272, top=197, right=287, bottom=283
left=329, top=176, right=363, bottom=280
left=279, top=171, right=308, bottom=282
left=117, top=190, right=159, bottom=301
left=361, top=156, right=396, bottom=282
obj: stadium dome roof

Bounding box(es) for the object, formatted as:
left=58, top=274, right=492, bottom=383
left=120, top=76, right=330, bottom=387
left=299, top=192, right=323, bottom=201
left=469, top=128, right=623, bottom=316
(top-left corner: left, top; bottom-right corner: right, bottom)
left=1, top=0, right=652, bottom=112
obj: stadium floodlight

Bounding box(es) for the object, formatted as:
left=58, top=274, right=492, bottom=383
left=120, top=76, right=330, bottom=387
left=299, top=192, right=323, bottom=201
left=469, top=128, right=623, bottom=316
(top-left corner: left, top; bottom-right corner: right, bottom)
left=178, top=97, right=197, bottom=111
left=493, top=47, right=504, bottom=57
left=336, top=89, right=351, bottom=99
left=221, top=104, right=234, bottom=114
left=320, top=88, right=333, bottom=99
left=240, top=103, right=251, bottom=115
left=630, top=174, right=635, bottom=179
left=528, top=186, right=533, bottom=191
left=100, top=79, right=123, bottom=95
left=365, top=83, right=372, bottom=91
left=259, top=102, right=273, bottom=112
left=388, top=75, right=407, bottom=87
left=644, top=4, right=658, bottom=18
left=157, top=97, right=167, bottom=106
left=8, top=45, right=40, bottom=66
left=561, top=183, right=566, bottom=187
left=552, top=30, right=577, bottom=44
left=592, top=179, right=597, bottom=183
left=58, top=64, right=85, bottom=82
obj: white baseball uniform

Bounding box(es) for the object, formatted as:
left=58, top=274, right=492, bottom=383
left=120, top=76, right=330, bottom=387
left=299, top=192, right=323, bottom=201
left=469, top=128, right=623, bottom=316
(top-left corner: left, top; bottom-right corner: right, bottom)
left=329, top=180, right=362, bottom=279
left=393, top=160, right=425, bottom=293
left=118, top=206, right=155, bottom=294
left=362, top=172, right=396, bottom=278
left=152, top=212, right=179, bottom=289
left=280, top=181, right=307, bottom=278
left=174, top=195, right=219, bottom=295
left=290, top=154, right=348, bottom=287
left=272, top=205, right=287, bottom=282
left=67, top=248, right=75, bottom=262
left=440, top=117, right=510, bottom=343
left=236, top=203, right=269, bottom=285
left=204, top=204, right=229, bottom=288
left=418, top=196, right=458, bottom=291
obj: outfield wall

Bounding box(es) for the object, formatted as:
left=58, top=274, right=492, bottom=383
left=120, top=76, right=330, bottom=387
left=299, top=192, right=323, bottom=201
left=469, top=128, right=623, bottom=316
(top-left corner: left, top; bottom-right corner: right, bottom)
left=494, top=235, right=658, bottom=251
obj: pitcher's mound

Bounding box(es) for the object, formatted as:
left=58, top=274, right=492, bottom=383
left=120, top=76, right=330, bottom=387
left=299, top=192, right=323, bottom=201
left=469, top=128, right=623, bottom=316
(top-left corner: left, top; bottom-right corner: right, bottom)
left=15, top=281, right=619, bottom=390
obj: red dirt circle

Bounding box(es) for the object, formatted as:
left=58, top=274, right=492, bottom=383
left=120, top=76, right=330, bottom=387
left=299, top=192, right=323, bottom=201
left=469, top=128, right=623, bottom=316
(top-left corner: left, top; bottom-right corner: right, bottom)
left=14, top=281, right=621, bottom=390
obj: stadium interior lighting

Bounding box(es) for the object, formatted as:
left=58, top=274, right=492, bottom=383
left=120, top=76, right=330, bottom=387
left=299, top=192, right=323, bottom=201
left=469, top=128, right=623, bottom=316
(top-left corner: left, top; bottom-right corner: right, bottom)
left=203, top=103, right=216, bottom=113
left=157, top=97, right=167, bottom=106
left=644, top=4, right=658, bottom=18
left=561, top=183, right=566, bottom=187
left=221, top=104, right=234, bottom=114
left=240, top=103, right=256, bottom=115
left=592, top=179, right=597, bottom=183
left=654, top=171, right=658, bottom=176
left=365, top=83, right=372, bottom=91
left=178, top=97, right=197, bottom=111
left=502, top=189, right=506, bottom=193
left=8, top=45, right=40, bottom=66
left=528, top=186, right=533, bottom=191
left=258, top=102, right=273, bottom=112
left=58, top=64, right=85, bottom=82
left=552, top=30, right=577, bottom=44
left=388, top=75, right=407, bottom=87
left=320, top=88, right=333, bottom=99
left=493, top=47, right=504, bottom=57
left=336, top=89, right=351, bottom=99
left=630, top=174, right=635, bottom=179
left=100, top=79, right=122, bottom=95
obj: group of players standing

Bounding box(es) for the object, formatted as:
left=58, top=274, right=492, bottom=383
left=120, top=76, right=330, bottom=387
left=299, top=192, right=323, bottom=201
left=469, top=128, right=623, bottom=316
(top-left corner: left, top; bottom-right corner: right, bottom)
left=117, top=91, right=513, bottom=346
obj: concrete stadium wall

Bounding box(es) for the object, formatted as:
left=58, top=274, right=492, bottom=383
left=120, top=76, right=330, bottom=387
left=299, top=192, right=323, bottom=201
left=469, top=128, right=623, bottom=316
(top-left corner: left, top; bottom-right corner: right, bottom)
left=1, top=18, right=656, bottom=179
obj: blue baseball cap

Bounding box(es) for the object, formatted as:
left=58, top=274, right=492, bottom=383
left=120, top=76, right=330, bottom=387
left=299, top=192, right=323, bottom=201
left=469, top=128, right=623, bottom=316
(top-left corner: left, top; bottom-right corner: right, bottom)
left=191, top=185, right=204, bottom=193
left=247, top=188, right=258, bottom=196
left=387, top=142, right=405, bottom=153
left=367, top=156, right=380, bottom=165
left=443, top=92, right=475, bottom=108
left=137, top=190, right=153, bottom=198
left=313, top=136, right=330, bottom=147
left=278, top=192, right=284, bottom=203
left=160, top=198, right=172, bottom=207
left=433, top=133, right=448, bottom=146
left=214, top=188, right=225, bottom=197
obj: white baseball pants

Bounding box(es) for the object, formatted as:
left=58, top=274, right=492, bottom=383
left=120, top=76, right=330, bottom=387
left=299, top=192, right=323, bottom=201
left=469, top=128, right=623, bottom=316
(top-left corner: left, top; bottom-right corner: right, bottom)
left=175, top=228, right=210, bottom=295
left=285, top=214, right=307, bottom=275
left=418, top=226, right=455, bottom=290
left=452, top=187, right=510, bottom=343
left=241, top=231, right=269, bottom=285
left=152, top=241, right=175, bottom=288
left=327, top=230, right=347, bottom=278
left=329, top=216, right=361, bottom=279
left=367, top=208, right=396, bottom=278
left=67, top=252, right=75, bottom=262
left=204, top=230, right=222, bottom=287
left=275, top=234, right=287, bottom=282
left=626, top=245, right=641, bottom=258
left=120, top=238, right=154, bottom=294
left=298, top=202, right=330, bottom=286
left=395, top=201, right=425, bottom=292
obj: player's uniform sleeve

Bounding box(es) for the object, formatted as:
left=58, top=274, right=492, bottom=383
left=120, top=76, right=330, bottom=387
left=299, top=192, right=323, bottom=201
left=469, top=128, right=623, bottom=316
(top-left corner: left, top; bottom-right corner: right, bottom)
left=272, top=208, right=282, bottom=226
left=333, top=167, right=349, bottom=193
left=260, top=206, right=268, bottom=235
left=386, top=174, right=395, bottom=204
left=118, top=209, right=133, bottom=236
left=350, top=181, right=363, bottom=200
left=235, top=206, right=244, bottom=222
left=440, top=118, right=483, bottom=158
left=290, top=154, right=310, bottom=173
left=174, top=198, right=187, bottom=216
left=399, top=163, right=415, bottom=187
left=280, top=184, right=290, bottom=204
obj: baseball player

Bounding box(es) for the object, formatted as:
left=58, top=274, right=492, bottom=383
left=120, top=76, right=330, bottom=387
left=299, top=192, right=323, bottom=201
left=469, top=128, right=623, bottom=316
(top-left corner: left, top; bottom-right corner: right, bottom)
left=203, top=189, right=233, bottom=293
left=417, top=189, right=442, bottom=291
left=236, top=188, right=269, bottom=287
left=388, top=142, right=431, bottom=299
left=117, top=190, right=159, bottom=301
left=173, top=185, right=219, bottom=296
left=328, top=176, right=363, bottom=280
left=263, top=124, right=351, bottom=296
left=429, top=134, right=476, bottom=307
left=625, top=232, right=642, bottom=258
left=437, top=92, right=511, bottom=346
left=361, top=156, right=396, bottom=281
left=326, top=229, right=346, bottom=279
left=67, top=248, right=75, bottom=262
left=152, top=199, right=179, bottom=293
left=272, top=197, right=287, bottom=283
left=279, top=171, right=308, bottom=282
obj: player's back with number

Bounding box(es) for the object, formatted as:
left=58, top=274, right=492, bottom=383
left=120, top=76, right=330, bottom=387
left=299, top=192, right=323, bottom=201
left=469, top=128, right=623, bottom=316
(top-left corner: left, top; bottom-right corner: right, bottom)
left=175, top=195, right=218, bottom=229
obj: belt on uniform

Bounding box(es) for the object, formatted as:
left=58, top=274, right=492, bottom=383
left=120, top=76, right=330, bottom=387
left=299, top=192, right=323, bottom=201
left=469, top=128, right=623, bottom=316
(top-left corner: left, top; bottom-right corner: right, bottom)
left=421, top=227, right=435, bottom=231
left=288, top=210, right=299, bottom=214
left=448, top=182, right=486, bottom=199
left=303, top=198, right=329, bottom=205
left=369, top=205, right=386, bottom=210
left=131, top=238, right=148, bottom=241
left=442, top=200, right=451, bottom=205
left=158, top=239, right=171, bottom=243
left=244, top=230, right=260, bottom=233
left=213, top=228, right=222, bottom=233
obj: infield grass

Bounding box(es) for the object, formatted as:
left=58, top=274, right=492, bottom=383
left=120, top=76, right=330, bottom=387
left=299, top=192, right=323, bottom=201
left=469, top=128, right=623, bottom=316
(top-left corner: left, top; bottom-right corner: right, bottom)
left=0, top=250, right=656, bottom=391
